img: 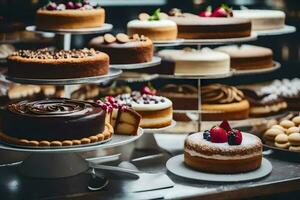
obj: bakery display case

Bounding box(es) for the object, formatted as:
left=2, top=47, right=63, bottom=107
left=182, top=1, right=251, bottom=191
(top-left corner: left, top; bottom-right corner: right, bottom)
left=0, top=0, right=300, bottom=199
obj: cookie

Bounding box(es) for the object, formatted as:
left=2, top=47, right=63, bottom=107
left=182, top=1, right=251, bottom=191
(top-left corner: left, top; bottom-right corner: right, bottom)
left=287, top=127, right=300, bottom=135
left=271, top=125, right=286, bottom=132
left=288, top=133, right=300, bottom=146
left=289, top=146, right=300, bottom=152
left=275, top=134, right=290, bottom=149
left=280, top=120, right=295, bottom=129
left=264, top=128, right=285, bottom=141
left=292, top=116, right=300, bottom=125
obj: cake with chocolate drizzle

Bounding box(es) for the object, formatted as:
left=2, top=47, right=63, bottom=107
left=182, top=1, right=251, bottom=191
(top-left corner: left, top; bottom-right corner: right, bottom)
left=7, top=48, right=109, bottom=79
left=89, top=33, right=153, bottom=64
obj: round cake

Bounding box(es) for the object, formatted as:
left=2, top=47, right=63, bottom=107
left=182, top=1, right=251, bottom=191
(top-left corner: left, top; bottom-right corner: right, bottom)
left=127, top=9, right=177, bottom=41
left=36, top=1, right=105, bottom=30
left=201, top=84, right=250, bottom=121
left=89, top=33, right=153, bottom=64
left=233, top=10, right=285, bottom=31
left=115, top=90, right=173, bottom=128
left=215, top=45, right=273, bottom=70
left=0, top=99, right=113, bottom=147
left=7, top=48, right=109, bottom=79
left=184, top=121, right=263, bottom=173
left=157, top=48, right=230, bottom=76
left=168, top=11, right=251, bottom=39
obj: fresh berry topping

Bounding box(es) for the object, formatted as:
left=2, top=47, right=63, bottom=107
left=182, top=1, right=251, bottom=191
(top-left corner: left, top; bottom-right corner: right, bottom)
left=227, top=129, right=243, bottom=145
left=203, top=130, right=210, bottom=140
left=199, top=6, right=212, bottom=17
left=57, top=3, right=66, bottom=10
left=82, top=0, right=90, bottom=5
left=140, top=86, right=156, bottom=96
left=227, top=131, right=236, bottom=145
left=65, top=1, right=75, bottom=9
left=46, top=2, right=57, bottom=10
left=219, top=120, right=232, bottom=132
left=206, top=135, right=211, bottom=141
left=106, top=96, right=116, bottom=104
left=74, top=2, right=83, bottom=9
left=211, top=4, right=233, bottom=17
left=210, top=126, right=228, bottom=143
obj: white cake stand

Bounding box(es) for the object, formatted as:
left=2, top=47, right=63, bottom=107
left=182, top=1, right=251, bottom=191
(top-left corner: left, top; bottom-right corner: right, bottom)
left=255, top=25, right=296, bottom=36
left=110, top=56, right=161, bottom=70
left=0, top=128, right=143, bottom=178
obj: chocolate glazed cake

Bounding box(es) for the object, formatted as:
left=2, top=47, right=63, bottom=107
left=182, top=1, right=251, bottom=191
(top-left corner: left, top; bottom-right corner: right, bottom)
left=1, top=99, right=112, bottom=147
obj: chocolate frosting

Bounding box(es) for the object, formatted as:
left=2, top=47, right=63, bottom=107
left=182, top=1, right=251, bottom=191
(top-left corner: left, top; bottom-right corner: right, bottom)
left=202, top=84, right=245, bottom=104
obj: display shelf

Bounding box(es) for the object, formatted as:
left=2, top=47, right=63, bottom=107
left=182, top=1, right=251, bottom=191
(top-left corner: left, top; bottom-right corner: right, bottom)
left=255, top=25, right=296, bottom=36
left=110, top=56, right=161, bottom=70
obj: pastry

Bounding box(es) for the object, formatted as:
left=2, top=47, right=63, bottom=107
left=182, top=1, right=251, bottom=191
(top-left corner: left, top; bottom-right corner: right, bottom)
left=0, top=99, right=113, bottom=147
left=7, top=48, right=109, bottom=79
left=215, top=45, right=273, bottom=70
left=279, top=120, right=295, bottom=129
left=184, top=120, right=263, bottom=173
left=157, top=48, right=230, bottom=76
left=127, top=9, right=178, bottom=41
left=89, top=33, right=153, bottom=64
left=36, top=0, right=105, bottom=30
left=201, top=84, right=250, bottom=121
left=115, top=86, right=173, bottom=128
left=274, top=134, right=290, bottom=149
left=241, top=88, right=287, bottom=117
left=233, top=9, right=285, bottom=31
left=168, top=9, right=251, bottom=39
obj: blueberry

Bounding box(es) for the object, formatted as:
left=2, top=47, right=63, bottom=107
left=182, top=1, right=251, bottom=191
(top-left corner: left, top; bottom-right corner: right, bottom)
left=206, top=135, right=211, bottom=141
left=203, top=130, right=210, bottom=140
left=228, top=132, right=236, bottom=145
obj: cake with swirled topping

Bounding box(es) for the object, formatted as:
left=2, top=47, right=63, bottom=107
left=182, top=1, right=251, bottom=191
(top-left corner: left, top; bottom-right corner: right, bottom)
left=202, top=84, right=250, bottom=121
left=0, top=99, right=113, bottom=147
left=7, top=48, right=109, bottom=79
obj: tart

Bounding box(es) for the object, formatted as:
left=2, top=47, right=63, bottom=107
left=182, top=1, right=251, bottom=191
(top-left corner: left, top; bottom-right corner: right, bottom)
left=89, top=33, right=153, bottom=64
left=201, top=84, right=250, bottom=121
left=215, top=45, right=273, bottom=70
left=7, top=48, right=109, bottom=79
left=0, top=99, right=113, bottom=147
left=184, top=120, right=263, bottom=173
left=127, top=9, right=177, bottom=41
left=36, top=0, right=105, bottom=30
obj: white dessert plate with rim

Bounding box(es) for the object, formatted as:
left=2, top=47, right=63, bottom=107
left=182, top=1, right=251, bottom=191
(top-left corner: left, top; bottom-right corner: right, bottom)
left=153, top=39, right=185, bottom=47
left=166, top=155, right=272, bottom=182
left=110, top=56, right=161, bottom=70
left=254, top=25, right=296, bottom=36
left=143, top=120, right=177, bottom=134
left=234, top=61, right=281, bottom=75
left=26, top=24, right=113, bottom=35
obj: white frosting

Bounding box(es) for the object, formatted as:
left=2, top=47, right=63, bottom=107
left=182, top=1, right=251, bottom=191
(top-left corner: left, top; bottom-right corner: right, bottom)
left=127, top=19, right=177, bottom=28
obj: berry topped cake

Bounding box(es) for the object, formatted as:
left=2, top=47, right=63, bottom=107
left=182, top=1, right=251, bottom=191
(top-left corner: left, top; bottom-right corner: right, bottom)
left=127, top=9, right=178, bottom=41
left=184, top=120, right=263, bottom=173
left=89, top=33, right=153, bottom=64
left=115, top=86, right=173, bottom=128
left=36, top=0, right=105, bottom=30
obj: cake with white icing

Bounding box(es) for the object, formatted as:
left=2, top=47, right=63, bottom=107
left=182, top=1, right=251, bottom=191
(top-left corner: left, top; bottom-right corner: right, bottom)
left=127, top=9, right=177, bottom=41
left=233, top=9, right=285, bottom=31
left=157, top=48, right=230, bottom=76
left=115, top=89, right=173, bottom=128
left=184, top=120, right=263, bottom=173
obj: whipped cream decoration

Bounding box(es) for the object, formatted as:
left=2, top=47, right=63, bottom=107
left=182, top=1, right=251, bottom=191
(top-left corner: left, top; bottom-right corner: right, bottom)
left=202, top=84, right=245, bottom=104
left=233, top=10, right=285, bottom=19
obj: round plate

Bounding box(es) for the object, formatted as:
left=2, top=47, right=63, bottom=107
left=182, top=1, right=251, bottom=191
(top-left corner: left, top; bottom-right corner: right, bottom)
left=234, top=61, right=281, bottom=75
left=26, top=24, right=113, bottom=35
left=264, top=144, right=300, bottom=156
left=0, top=128, right=143, bottom=153
left=110, top=56, right=161, bottom=70
left=153, top=39, right=185, bottom=47
left=117, top=73, right=159, bottom=83
left=166, top=155, right=272, bottom=182
left=143, top=120, right=176, bottom=134
left=4, top=68, right=122, bottom=85
left=255, top=25, right=296, bottom=36
left=182, top=33, right=257, bottom=45
left=158, top=70, right=234, bottom=80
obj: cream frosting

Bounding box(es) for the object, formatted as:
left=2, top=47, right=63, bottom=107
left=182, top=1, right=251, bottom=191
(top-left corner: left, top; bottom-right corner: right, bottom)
left=127, top=19, right=177, bottom=28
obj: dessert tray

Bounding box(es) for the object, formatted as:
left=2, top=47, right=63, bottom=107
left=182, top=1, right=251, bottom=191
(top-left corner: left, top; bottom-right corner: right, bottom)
left=234, top=61, right=281, bottom=75
left=166, top=155, right=272, bottom=182
left=26, top=24, right=113, bottom=35
left=254, top=25, right=296, bottom=36
left=110, top=56, right=161, bottom=70
left=4, top=68, right=122, bottom=85
left=143, top=120, right=177, bottom=134
left=153, top=39, right=185, bottom=47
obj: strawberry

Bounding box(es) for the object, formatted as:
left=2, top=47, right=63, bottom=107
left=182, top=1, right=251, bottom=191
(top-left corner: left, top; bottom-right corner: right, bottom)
left=106, top=96, right=116, bottom=104
left=210, top=126, right=228, bottom=143
left=211, top=4, right=233, bottom=17
left=140, top=86, right=156, bottom=95
left=199, top=6, right=212, bottom=17
left=219, top=120, right=232, bottom=132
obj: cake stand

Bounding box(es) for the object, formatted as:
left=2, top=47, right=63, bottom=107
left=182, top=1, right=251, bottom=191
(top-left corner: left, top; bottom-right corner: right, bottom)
left=0, top=128, right=143, bottom=178
left=153, top=39, right=185, bottom=47
left=255, top=25, right=296, bottom=36
left=110, top=56, right=161, bottom=70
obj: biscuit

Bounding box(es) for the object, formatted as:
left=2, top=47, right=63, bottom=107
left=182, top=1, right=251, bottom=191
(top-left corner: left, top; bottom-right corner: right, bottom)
left=264, top=128, right=285, bottom=141
left=275, top=133, right=289, bottom=143
left=288, top=133, right=300, bottom=146
left=287, top=127, right=300, bottom=135
left=275, top=142, right=290, bottom=149
left=271, top=125, right=286, bottom=132
left=289, top=146, right=300, bottom=152
left=280, top=120, right=295, bottom=129
left=292, top=116, right=300, bottom=125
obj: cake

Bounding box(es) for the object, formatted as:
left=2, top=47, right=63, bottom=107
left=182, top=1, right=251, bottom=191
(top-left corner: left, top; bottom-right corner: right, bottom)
left=184, top=120, right=263, bottom=173
left=0, top=99, right=113, bottom=147
left=241, top=88, right=287, bottom=117
left=7, top=48, right=109, bottom=79
left=202, top=84, right=250, bottom=121
left=89, top=33, right=153, bottom=64
left=96, top=96, right=141, bottom=136
left=168, top=9, right=251, bottom=39
left=127, top=9, right=178, bottom=41
left=215, top=45, right=273, bottom=70
left=157, top=48, right=230, bottom=76
left=233, top=9, right=285, bottom=31
left=115, top=86, right=173, bottom=128
left=35, top=0, right=105, bottom=30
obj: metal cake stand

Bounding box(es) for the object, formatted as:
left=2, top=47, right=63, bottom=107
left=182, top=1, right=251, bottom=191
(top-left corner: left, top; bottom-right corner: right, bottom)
left=110, top=56, right=161, bottom=70
left=0, top=128, right=143, bottom=178
left=153, top=39, right=185, bottom=47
